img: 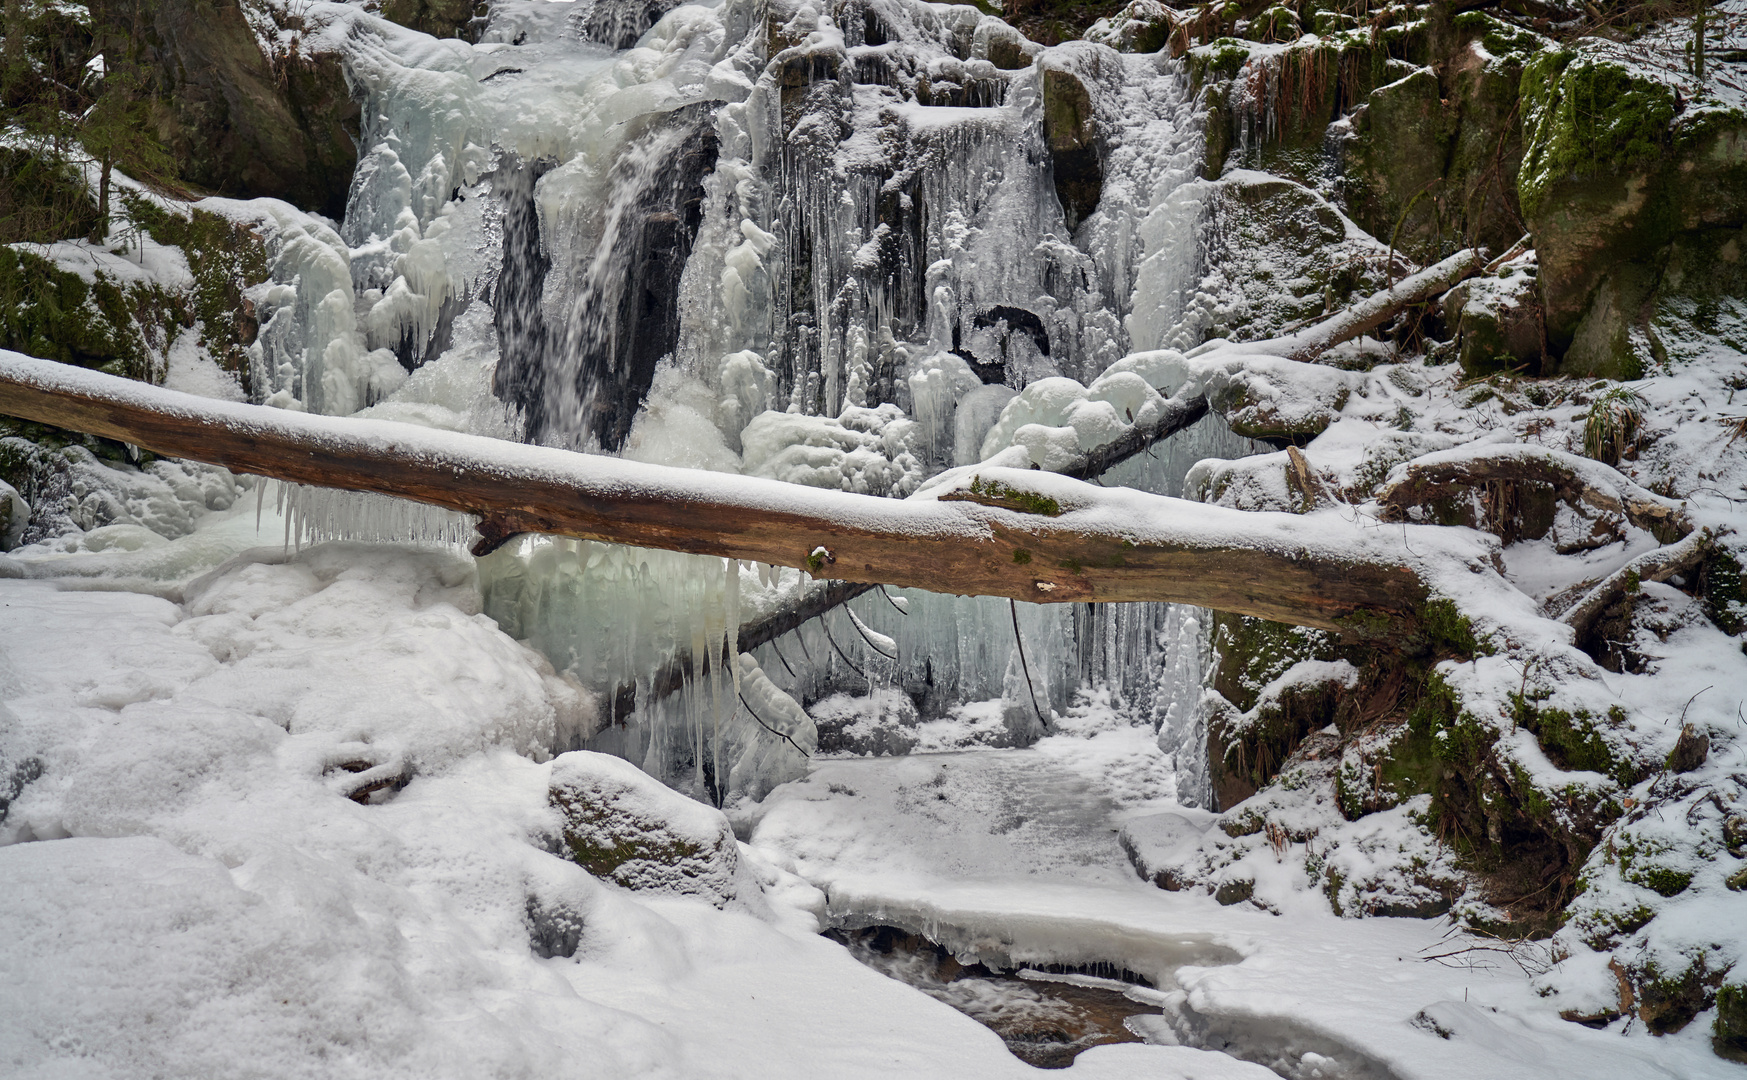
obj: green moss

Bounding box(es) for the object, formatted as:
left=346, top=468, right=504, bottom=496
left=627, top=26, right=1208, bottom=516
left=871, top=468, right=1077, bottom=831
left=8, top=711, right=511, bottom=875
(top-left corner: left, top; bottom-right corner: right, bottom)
left=0, top=149, right=102, bottom=245
left=0, top=246, right=183, bottom=381
left=1627, top=864, right=1693, bottom=898
left=965, top=475, right=1062, bottom=516
left=1518, top=52, right=1677, bottom=221
left=553, top=790, right=706, bottom=881
left=1451, top=11, right=1547, bottom=65
left=1512, top=699, right=1640, bottom=787
left=123, top=194, right=268, bottom=386
left=1011, top=548, right=1032, bottom=564
left=1196, top=38, right=1253, bottom=84
left=1702, top=547, right=1745, bottom=637
left=1572, top=901, right=1655, bottom=949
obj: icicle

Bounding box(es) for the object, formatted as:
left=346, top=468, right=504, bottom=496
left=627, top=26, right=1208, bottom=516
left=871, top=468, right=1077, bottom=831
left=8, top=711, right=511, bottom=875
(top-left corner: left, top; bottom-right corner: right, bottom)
left=727, top=559, right=741, bottom=702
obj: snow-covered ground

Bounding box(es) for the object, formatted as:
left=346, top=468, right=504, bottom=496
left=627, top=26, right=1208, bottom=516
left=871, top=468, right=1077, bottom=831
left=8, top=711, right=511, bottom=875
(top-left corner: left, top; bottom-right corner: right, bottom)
left=0, top=534, right=1730, bottom=1078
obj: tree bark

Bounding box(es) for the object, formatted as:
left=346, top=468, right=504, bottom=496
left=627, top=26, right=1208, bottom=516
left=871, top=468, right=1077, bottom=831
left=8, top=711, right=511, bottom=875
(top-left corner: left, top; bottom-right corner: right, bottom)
left=0, top=350, right=1439, bottom=638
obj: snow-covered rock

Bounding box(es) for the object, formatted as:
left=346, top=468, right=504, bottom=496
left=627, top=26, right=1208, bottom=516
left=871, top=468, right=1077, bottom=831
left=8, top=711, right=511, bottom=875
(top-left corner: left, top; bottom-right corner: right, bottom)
left=549, top=750, right=745, bottom=906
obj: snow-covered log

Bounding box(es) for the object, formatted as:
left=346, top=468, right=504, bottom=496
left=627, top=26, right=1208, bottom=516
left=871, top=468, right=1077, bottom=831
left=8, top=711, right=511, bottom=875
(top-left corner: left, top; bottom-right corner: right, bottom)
left=1227, top=248, right=1485, bottom=364
left=0, top=351, right=1456, bottom=637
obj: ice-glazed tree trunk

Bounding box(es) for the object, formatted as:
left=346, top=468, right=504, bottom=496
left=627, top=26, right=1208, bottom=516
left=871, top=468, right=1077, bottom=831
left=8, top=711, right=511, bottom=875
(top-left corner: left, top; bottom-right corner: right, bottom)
left=0, top=350, right=1458, bottom=642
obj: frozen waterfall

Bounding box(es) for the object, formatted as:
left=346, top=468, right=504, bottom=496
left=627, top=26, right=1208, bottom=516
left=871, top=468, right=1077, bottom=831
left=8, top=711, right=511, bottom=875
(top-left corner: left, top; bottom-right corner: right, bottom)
left=242, top=0, right=1249, bottom=807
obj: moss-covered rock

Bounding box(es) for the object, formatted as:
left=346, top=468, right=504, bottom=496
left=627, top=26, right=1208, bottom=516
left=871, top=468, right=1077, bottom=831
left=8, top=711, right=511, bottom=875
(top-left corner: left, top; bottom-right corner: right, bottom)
left=548, top=750, right=744, bottom=907
left=89, top=0, right=361, bottom=218
left=0, top=246, right=187, bottom=381
left=1718, top=982, right=1747, bottom=1062
left=1442, top=259, right=1543, bottom=375
left=122, top=194, right=268, bottom=388
left=1519, top=47, right=1747, bottom=367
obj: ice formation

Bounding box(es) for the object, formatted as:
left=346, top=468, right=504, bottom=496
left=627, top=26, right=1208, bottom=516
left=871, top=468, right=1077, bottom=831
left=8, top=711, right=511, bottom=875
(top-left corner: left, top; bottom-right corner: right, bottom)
left=117, top=0, right=1246, bottom=805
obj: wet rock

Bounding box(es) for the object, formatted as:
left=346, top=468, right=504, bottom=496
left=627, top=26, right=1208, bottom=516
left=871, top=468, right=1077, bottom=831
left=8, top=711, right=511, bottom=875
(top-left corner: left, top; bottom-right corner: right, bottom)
left=979, top=24, right=1035, bottom=70
left=379, top=0, right=486, bottom=40
left=549, top=751, right=742, bottom=906
left=524, top=892, right=587, bottom=958
left=1041, top=67, right=1101, bottom=229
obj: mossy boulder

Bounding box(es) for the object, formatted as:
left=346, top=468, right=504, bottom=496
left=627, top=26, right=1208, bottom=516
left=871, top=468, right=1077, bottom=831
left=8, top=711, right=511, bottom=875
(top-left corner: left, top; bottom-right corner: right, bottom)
left=1442, top=260, right=1543, bottom=376
left=90, top=0, right=361, bottom=218
left=1519, top=49, right=1747, bottom=368
left=0, top=247, right=187, bottom=381
left=548, top=751, right=743, bottom=907
left=123, top=195, right=269, bottom=388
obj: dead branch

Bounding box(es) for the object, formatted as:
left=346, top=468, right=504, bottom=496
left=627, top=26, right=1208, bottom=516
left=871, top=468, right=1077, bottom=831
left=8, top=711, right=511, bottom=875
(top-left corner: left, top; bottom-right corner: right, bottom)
left=1558, top=528, right=1714, bottom=642
left=1377, top=445, right=1691, bottom=543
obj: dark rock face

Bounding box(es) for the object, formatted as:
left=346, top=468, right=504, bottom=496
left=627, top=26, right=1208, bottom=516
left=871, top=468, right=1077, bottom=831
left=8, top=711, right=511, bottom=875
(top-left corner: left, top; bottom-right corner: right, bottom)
left=1042, top=67, right=1101, bottom=230
left=575, top=109, right=721, bottom=450
left=1518, top=51, right=1747, bottom=374
left=91, top=0, right=360, bottom=219
left=379, top=0, right=487, bottom=41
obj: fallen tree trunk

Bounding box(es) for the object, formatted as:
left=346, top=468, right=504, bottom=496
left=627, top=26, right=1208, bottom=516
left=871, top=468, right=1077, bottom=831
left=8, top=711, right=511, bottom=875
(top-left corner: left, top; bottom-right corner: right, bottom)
left=0, top=351, right=1443, bottom=638
left=1271, top=248, right=1484, bottom=363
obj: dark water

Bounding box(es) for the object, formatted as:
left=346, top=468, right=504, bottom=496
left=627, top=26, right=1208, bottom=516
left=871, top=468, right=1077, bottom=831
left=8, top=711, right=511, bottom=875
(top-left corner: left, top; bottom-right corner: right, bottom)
left=827, top=925, right=1160, bottom=1069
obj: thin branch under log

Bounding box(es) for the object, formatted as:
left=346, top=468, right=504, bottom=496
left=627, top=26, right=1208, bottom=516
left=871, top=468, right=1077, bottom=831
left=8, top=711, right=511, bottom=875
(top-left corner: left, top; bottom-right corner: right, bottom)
left=609, top=579, right=872, bottom=719
left=0, top=351, right=1439, bottom=636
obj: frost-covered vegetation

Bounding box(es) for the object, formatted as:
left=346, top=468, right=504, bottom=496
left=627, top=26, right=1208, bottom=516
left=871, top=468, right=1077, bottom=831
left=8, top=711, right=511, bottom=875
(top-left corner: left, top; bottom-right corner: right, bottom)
left=2, top=0, right=1746, bottom=1075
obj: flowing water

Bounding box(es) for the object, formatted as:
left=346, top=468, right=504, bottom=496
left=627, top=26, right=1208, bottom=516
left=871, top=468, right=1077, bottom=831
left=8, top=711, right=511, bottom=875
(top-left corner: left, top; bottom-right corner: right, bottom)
left=828, top=925, right=1159, bottom=1069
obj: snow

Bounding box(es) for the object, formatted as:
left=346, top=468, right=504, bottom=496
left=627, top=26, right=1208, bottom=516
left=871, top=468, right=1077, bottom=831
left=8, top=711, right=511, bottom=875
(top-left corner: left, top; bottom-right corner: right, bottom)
left=6, top=0, right=1747, bottom=1073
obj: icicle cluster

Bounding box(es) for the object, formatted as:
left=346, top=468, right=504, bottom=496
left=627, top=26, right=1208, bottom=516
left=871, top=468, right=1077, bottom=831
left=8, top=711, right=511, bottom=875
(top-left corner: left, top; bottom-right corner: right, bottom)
left=267, top=482, right=479, bottom=550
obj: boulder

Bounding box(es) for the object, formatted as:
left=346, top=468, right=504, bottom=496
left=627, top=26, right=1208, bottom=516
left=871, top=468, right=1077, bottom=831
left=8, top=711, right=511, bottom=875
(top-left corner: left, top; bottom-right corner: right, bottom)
left=548, top=752, right=742, bottom=906
left=1518, top=49, right=1747, bottom=373
left=1442, top=256, right=1543, bottom=376
left=90, top=0, right=361, bottom=218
